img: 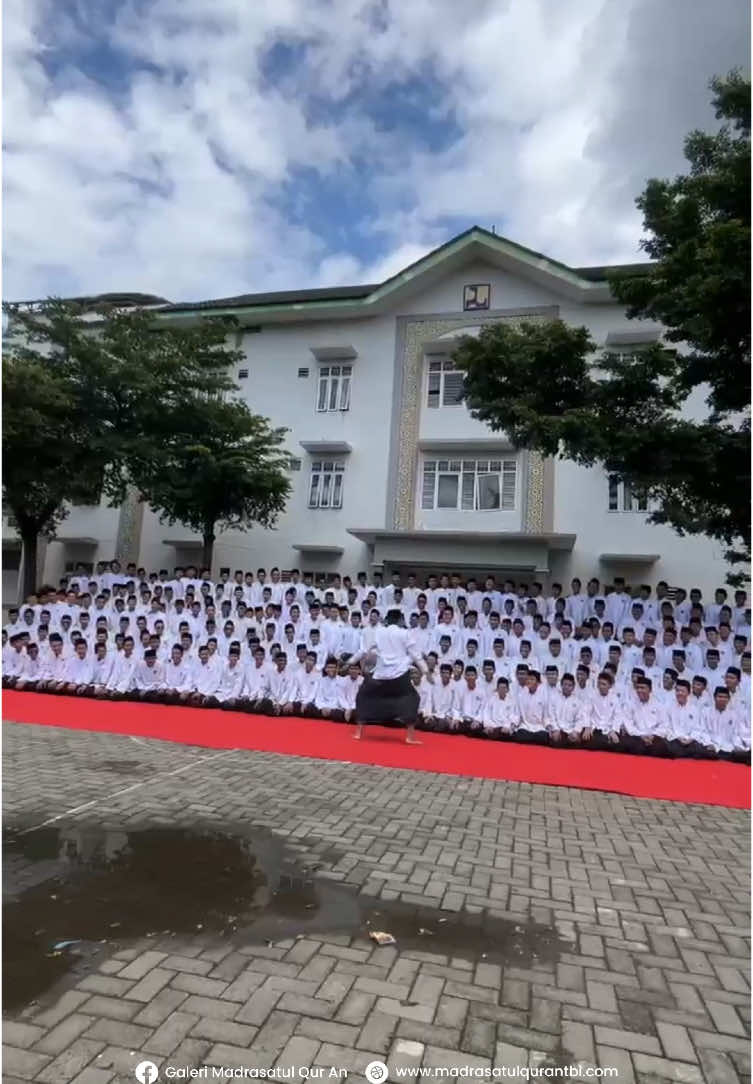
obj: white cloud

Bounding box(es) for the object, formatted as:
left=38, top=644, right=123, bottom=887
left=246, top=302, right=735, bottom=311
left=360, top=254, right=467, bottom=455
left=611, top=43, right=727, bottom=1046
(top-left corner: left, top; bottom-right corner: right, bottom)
left=3, top=0, right=749, bottom=302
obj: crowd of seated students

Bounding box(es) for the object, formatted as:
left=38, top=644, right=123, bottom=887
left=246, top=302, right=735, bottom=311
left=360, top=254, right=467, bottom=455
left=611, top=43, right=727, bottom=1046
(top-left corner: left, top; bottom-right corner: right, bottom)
left=2, top=560, right=750, bottom=762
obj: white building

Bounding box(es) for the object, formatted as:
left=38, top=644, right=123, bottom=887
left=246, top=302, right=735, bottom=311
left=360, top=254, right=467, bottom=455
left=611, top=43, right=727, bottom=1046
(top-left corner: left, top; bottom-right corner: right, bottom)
left=3, top=227, right=732, bottom=599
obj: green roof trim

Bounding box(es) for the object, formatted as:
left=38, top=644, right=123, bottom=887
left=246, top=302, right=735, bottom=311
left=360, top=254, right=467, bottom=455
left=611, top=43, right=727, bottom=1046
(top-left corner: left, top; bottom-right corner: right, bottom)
left=154, top=225, right=652, bottom=321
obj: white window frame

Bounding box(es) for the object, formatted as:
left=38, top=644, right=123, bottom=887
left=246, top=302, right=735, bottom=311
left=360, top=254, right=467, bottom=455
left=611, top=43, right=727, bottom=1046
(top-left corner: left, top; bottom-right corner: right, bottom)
left=316, top=364, right=352, bottom=412
left=421, top=457, right=517, bottom=512
left=608, top=476, right=648, bottom=513
left=426, top=357, right=464, bottom=408
left=308, top=459, right=346, bottom=509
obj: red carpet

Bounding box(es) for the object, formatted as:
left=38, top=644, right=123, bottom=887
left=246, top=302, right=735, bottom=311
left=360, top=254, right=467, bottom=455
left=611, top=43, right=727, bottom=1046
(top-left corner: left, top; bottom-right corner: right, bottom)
left=3, top=690, right=749, bottom=809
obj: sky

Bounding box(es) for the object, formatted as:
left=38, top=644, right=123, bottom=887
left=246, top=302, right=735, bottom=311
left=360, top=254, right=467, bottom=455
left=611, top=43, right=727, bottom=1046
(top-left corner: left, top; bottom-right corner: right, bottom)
left=3, top=0, right=750, bottom=303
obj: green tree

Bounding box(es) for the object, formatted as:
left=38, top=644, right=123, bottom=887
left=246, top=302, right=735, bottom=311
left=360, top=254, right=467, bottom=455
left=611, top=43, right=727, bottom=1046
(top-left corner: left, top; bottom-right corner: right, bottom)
left=128, top=397, right=292, bottom=569
left=455, top=71, right=750, bottom=581
left=2, top=300, right=289, bottom=596
left=2, top=350, right=95, bottom=598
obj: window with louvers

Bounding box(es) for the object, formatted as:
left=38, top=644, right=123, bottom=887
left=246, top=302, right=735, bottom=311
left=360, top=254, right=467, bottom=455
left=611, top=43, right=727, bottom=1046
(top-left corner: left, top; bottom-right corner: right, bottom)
left=308, top=460, right=345, bottom=508
left=316, top=365, right=352, bottom=412
left=608, top=476, right=648, bottom=512
left=427, top=358, right=464, bottom=407
left=422, top=458, right=516, bottom=511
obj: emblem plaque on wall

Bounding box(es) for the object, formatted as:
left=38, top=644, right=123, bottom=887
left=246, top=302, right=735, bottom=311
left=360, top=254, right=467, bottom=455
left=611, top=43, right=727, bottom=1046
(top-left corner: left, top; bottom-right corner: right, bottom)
left=463, top=283, right=490, bottom=311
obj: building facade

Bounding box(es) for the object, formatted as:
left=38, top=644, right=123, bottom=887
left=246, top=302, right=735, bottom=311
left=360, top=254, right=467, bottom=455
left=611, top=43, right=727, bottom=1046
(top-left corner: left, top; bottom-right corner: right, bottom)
left=3, top=227, right=733, bottom=598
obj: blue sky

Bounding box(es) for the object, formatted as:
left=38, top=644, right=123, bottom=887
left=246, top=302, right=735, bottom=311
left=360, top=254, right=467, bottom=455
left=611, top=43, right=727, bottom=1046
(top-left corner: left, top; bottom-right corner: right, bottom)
left=4, top=0, right=749, bottom=302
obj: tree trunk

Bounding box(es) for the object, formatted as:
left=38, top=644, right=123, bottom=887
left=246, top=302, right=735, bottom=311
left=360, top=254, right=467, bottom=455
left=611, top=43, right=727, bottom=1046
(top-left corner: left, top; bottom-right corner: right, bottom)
left=21, top=528, right=39, bottom=601
left=202, top=528, right=216, bottom=574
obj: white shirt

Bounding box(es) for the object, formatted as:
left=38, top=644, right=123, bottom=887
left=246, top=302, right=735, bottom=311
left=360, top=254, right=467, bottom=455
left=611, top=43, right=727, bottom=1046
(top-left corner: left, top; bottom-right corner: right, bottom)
left=191, top=660, right=220, bottom=696
left=625, top=698, right=663, bottom=738
left=293, top=668, right=320, bottom=705
left=133, top=660, right=164, bottom=689
left=268, top=667, right=296, bottom=704
left=663, top=699, right=703, bottom=743
left=245, top=662, right=270, bottom=699
left=431, top=624, right=462, bottom=657
left=38, top=652, right=68, bottom=682
left=162, top=659, right=193, bottom=693
left=107, top=653, right=138, bottom=692
left=700, top=704, right=740, bottom=752
left=314, top=675, right=343, bottom=710
left=491, top=654, right=511, bottom=681
left=4, top=648, right=27, bottom=678
left=64, top=655, right=94, bottom=684
left=428, top=679, right=455, bottom=718
left=212, top=660, right=245, bottom=701
left=360, top=625, right=426, bottom=681
left=407, top=626, right=434, bottom=658
left=339, top=626, right=363, bottom=656
left=482, top=693, right=519, bottom=730
left=451, top=684, right=486, bottom=722
left=338, top=674, right=363, bottom=711
left=91, top=655, right=114, bottom=686
left=566, top=593, right=590, bottom=628
left=589, top=688, right=619, bottom=732
left=477, top=676, right=498, bottom=703
left=549, top=691, right=583, bottom=734
left=518, top=686, right=547, bottom=731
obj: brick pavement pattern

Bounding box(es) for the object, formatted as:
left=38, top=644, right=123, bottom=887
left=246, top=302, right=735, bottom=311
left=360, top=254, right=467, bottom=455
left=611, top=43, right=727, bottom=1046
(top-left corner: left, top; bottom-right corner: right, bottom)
left=2, top=720, right=750, bottom=1084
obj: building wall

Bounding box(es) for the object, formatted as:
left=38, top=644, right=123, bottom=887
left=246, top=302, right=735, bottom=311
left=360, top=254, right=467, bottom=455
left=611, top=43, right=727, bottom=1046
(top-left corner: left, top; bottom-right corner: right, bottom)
left=17, top=255, right=734, bottom=595
left=136, top=312, right=399, bottom=576
left=550, top=458, right=728, bottom=593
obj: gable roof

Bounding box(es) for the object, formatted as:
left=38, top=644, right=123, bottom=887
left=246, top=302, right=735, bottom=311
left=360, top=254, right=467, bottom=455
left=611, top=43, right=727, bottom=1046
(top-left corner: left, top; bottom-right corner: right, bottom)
left=157, top=226, right=650, bottom=319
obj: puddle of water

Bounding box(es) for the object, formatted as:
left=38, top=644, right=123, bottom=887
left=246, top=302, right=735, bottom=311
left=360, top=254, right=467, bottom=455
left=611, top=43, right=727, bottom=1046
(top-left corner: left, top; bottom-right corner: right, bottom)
left=3, top=824, right=562, bottom=1014
left=98, top=760, right=143, bottom=774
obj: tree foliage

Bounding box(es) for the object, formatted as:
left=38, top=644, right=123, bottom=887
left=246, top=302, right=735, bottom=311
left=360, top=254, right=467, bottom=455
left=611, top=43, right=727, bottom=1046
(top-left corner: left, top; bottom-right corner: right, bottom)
left=2, top=299, right=291, bottom=595
left=129, top=397, right=292, bottom=569
left=456, top=71, right=750, bottom=582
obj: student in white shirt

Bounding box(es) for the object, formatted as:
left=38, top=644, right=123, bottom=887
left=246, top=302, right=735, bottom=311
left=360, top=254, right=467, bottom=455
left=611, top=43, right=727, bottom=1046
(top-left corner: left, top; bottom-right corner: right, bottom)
left=482, top=676, right=519, bottom=739
left=450, top=666, right=486, bottom=734
left=103, top=638, right=137, bottom=698
left=421, top=663, right=454, bottom=732
left=262, top=653, right=297, bottom=716
left=212, top=647, right=247, bottom=709
left=477, top=660, right=498, bottom=704
left=623, top=677, right=664, bottom=754
left=88, top=642, right=114, bottom=697
left=350, top=610, right=428, bottom=743
left=586, top=672, right=620, bottom=749
left=290, top=653, right=320, bottom=715
left=13, top=642, right=41, bottom=691
left=339, top=661, right=364, bottom=722
left=2, top=633, right=28, bottom=687
left=662, top=680, right=703, bottom=758
left=700, top=686, right=744, bottom=759
left=305, top=627, right=327, bottom=670
left=308, top=656, right=346, bottom=721
left=57, top=639, right=91, bottom=695
left=516, top=670, right=549, bottom=744
left=132, top=648, right=165, bottom=701
left=339, top=612, right=363, bottom=660
left=189, top=645, right=221, bottom=707
left=548, top=673, right=583, bottom=746
left=243, top=647, right=271, bottom=711
left=566, top=579, right=589, bottom=628
left=160, top=644, right=194, bottom=704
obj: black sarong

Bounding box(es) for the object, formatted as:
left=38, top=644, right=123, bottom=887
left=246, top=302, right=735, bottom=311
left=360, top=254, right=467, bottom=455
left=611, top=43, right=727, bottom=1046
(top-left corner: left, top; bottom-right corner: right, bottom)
left=355, top=670, right=419, bottom=724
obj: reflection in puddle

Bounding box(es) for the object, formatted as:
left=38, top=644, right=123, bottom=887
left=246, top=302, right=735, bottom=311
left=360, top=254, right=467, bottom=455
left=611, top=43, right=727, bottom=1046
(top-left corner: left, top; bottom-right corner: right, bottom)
left=3, top=824, right=562, bottom=1014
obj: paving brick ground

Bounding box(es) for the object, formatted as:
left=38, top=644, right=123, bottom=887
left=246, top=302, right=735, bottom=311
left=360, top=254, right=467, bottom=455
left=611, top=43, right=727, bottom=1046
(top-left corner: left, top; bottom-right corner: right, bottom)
left=2, top=720, right=750, bottom=1084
